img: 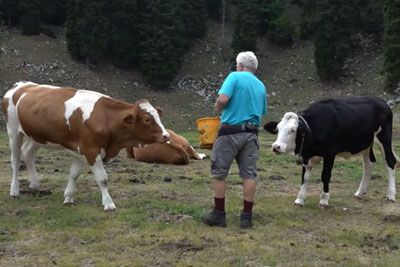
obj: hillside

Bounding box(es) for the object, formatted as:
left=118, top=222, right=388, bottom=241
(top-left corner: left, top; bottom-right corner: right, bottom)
left=0, top=21, right=398, bottom=132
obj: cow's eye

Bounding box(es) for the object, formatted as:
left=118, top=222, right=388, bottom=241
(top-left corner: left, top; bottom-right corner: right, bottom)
left=143, top=117, right=151, bottom=124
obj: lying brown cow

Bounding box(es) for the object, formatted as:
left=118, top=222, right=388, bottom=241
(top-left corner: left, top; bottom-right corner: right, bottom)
left=126, top=129, right=206, bottom=164
left=2, top=81, right=169, bottom=211
left=132, top=143, right=189, bottom=165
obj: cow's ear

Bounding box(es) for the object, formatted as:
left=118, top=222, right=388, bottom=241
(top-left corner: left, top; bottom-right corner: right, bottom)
left=156, top=107, right=163, bottom=117
left=264, top=121, right=278, bottom=134
left=123, top=113, right=136, bottom=125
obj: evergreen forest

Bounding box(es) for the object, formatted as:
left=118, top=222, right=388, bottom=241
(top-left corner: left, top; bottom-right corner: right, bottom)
left=0, top=0, right=399, bottom=92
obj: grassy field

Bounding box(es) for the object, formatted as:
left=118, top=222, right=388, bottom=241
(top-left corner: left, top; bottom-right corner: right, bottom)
left=0, top=130, right=399, bottom=267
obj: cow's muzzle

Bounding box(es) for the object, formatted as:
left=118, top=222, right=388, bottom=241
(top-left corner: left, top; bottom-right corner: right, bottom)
left=272, top=143, right=283, bottom=154
left=162, top=133, right=170, bottom=143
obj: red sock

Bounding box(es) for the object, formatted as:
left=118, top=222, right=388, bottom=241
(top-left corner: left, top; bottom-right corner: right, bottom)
left=214, top=197, right=225, bottom=212
left=243, top=199, right=253, bottom=214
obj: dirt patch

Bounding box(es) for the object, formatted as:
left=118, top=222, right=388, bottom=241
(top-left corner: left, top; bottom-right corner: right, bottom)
left=160, top=238, right=204, bottom=253
left=268, top=175, right=286, bottom=180
left=149, top=212, right=193, bottom=224
left=360, top=234, right=399, bottom=252
left=383, top=215, right=400, bottom=223
left=19, top=189, right=52, bottom=197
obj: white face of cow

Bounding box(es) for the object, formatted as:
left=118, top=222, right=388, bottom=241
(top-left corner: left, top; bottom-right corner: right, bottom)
left=271, top=112, right=299, bottom=154
left=138, top=101, right=170, bottom=141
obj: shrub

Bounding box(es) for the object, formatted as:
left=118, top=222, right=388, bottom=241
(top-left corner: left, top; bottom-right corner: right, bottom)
left=268, top=13, right=296, bottom=46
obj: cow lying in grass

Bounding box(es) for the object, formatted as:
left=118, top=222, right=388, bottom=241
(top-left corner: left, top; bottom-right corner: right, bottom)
left=264, top=96, right=398, bottom=207
left=130, top=143, right=190, bottom=165
left=126, top=129, right=206, bottom=164
left=2, top=81, right=169, bottom=211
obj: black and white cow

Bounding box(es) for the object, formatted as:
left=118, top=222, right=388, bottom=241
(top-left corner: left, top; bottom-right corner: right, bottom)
left=264, top=96, right=398, bottom=207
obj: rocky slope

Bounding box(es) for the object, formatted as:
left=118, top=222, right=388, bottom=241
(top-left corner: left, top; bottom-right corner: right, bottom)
left=0, top=22, right=398, bottom=133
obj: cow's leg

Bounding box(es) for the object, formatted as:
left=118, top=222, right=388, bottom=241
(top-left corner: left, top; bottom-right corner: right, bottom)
left=8, top=129, right=24, bottom=197
left=294, top=165, right=312, bottom=206
left=91, top=155, right=116, bottom=211
left=64, top=158, right=84, bottom=205
left=376, top=129, right=397, bottom=201
left=319, top=156, right=335, bottom=207
left=354, top=148, right=373, bottom=198
left=21, top=140, right=40, bottom=190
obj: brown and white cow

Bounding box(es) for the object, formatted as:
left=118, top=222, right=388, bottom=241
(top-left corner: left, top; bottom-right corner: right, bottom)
left=126, top=129, right=206, bottom=162
left=132, top=143, right=190, bottom=165
left=2, top=81, right=170, bottom=211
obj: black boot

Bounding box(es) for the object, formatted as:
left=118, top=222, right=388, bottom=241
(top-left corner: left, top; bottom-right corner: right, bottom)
left=240, top=212, right=253, bottom=229
left=202, top=209, right=227, bottom=227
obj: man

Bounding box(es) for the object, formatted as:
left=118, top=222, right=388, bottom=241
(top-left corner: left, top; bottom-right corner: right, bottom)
left=203, top=51, right=267, bottom=229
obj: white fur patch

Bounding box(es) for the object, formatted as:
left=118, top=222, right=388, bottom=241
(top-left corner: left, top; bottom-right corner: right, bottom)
left=5, top=81, right=37, bottom=99
left=197, top=153, right=206, bottom=159
left=139, top=101, right=169, bottom=137
left=39, top=84, right=62, bottom=89
left=64, top=90, right=109, bottom=128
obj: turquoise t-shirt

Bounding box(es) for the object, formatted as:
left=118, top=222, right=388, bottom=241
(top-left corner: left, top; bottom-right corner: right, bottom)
left=218, top=71, right=267, bottom=126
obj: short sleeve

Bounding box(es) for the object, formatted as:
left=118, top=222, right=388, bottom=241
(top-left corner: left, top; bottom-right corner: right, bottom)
left=218, top=72, right=236, bottom=97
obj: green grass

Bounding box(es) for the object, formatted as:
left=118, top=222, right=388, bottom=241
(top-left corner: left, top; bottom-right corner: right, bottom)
left=0, top=131, right=400, bottom=266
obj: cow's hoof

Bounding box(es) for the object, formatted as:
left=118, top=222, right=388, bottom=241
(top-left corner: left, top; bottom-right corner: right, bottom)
left=29, top=182, right=40, bottom=191
left=319, top=203, right=329, bottom=209
left=353, top=194, right=363, bottom=200
left=29, top=185, right=40, bottom=191
left=10, top=193, right=20, bottom=198
left=104, top=203, right=116, bottom=211
left=64, top=197, right=75, bottom=205
left=386, top=197, right=396, bottom=202
left=63, top=199, right=75, bottom=206
left=294, top=199, right=304, bottom=207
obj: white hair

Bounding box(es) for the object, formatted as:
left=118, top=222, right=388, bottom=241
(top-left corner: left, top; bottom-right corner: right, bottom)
left=236, top=51, right=258, bottom=70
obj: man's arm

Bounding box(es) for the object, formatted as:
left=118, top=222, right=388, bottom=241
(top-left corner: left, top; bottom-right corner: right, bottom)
left=215, top=94, right=230, bottom=114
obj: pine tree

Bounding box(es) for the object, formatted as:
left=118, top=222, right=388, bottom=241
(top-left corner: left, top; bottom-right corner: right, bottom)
left=314, top=0, right=355, bottom=81
left=0, top=0, right=20, bottom=26
left=299, top=0, right=318, bottom=38
left=358, top=0, right=384, bottom=41
left=231, top=0, right=259, bottom=55
left=179, top=0, right=207, bottom=39
left=38, top=0, right=67, bottom=26
left=206, top=0, right=222, bottom=21
left=65, top=0, right=110, bottom=66
left=383, top=0, right=400, bottom=92
left=107, top=0, right=140, bottom=68
left=19, top=0, right=41, bottom=35
left=268, top=12, right=296, bottom=46
left=138, top=0, right=186, bottom=87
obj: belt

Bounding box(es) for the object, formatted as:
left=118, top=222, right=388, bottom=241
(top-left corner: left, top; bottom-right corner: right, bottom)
left=218, top=123, right=259, bottom=137
left=221, top=124, right=259, bottom=130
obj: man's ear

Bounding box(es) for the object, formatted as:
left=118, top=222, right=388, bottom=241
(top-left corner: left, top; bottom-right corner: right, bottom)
left=156, top=107, right=163, bottom=117
left=123, top=113, right=136, bottom=125
left=264, top=121, right=278, bottom=134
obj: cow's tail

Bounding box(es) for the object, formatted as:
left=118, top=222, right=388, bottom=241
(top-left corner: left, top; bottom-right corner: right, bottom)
left=2, top=97, right=9, bottom=120
left=395, top=152, right=400, bottom=169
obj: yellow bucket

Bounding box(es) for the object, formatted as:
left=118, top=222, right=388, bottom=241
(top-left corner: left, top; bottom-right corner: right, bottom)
left=196, top=116, right=220, bottom=149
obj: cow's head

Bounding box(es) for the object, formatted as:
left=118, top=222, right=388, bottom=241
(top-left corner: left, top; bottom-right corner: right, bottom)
left=123, top=100, right=170, bottom=145
left=264, top=112, right=300, bottom=154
